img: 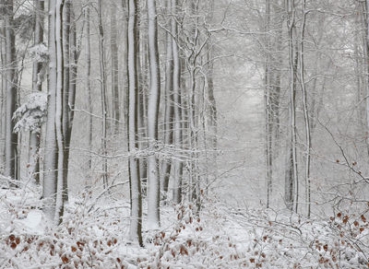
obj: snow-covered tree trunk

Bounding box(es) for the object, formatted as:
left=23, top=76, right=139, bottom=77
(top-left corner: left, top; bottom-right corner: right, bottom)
left=54, top=0, right=65, bottom=224
left=171, top=0, right=183, bottom=204
left=146, top=0, right=161, bottom=229
left=61, top=0, right=78, bottom=209
left=285, top=0, right=299, bottom=213
left=128, top=0, right=143, bottom=246
left=299, top=0, right=311, bottom=218
left=161, top=0, right=174, bottom=197
left=61, top=0, right=71, bottom=208
left=3, top=0, right=19, bottom=181
left=43, top=0, right=64, bottom=224
left=137, top=8, right=148, bottom=195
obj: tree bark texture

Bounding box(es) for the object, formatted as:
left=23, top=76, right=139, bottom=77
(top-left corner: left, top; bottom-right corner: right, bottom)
left=128, top=0, right=143, bottom=246
left=3, top=0, right=19, bottom=181
left=147, top=0, right=161, bottom=229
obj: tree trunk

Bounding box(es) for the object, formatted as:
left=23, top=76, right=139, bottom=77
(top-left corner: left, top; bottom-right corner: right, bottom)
left=146, top=0, right=161, bottom=229
left=55, top=0, right=65, bottom=224
left=121, top=0, right=129, bottom=147
left=98, top=0, right=109, bottom=189
left=110, top=2, right=120, bottom=133
left=161, top=0, right=175, bottom=198
left=172, top=0, right=183, bottom=204
left=128, top=0, right=143, bottom=246
left=85, top=3, right=93, bottom=173
left=0, top=20, right=6, bottom=174
left=365, top=0, right=369, bottom=158
left=285, top=0, right=299, bottom=213
left=4, top=0, right=19, bottom=181
left=300, top=0, right=311, bottom=218
left=61, top=0, right=78, bottom=212
left=43, top=0, right=64, bottom=224
left=264, top=0, right=273, bottom=208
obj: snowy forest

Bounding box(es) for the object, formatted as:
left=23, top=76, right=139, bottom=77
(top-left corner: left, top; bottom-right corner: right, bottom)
left=2, top=0, right=369, bottom=268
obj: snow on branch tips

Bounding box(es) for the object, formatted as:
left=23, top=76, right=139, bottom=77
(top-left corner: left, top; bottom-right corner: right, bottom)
left=13, top=92, right=48, bottom=133
left=28, top=43, right=48, bottom=63
left=28, top=43, right=48, bottom=85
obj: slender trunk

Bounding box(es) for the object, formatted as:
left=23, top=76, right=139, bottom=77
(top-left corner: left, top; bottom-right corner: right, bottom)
left=147, top=0, right=161, bottom=229
left=172, top=0, right=183, bottom=204
left=285, top=0, right=299, bottom=213
left=61, top=0, right=71, bottom=207
left=121, top=0, right=129, bottom=146
left=110, top=2, right=120, bottom=133
left=128, top=0, right=143, bottom=246
left=61, top=0, right=77, bottom=209
left=161, top=0, right=174, bottom=197
left=365, top=0, right=369, bottom=158
left=137, top=8, right=147, bottom=194
left=85, top=4, right=93, bottom=173
left=98, top=0, right=108, bottom=189
left=55, top=0, right=65, bottom=224
left=300, top=1, right=311, bottom=218
left=43, top=0, right=64, bottom=223
left=264, top=0, right=273, bottom=208
left=0, top=25, right=4, bottom=173
left=4, top=0, right=19, bottom=181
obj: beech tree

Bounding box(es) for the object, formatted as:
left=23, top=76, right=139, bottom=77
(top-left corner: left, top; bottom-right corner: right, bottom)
left=97, top=0, right=108, bottom=189
left=43, top=0, right=64, bottom=223
left=171, top=0, right=184, bottom=204
left=43, top=0, right=78, bottom=224
left=146, top=0, right=161, bottom=229
left=2, top=0, right=18, bottom=181
left=84, top=1, right=93, bottom=172
left=110, top=1, right=120, bottom=133
left=284, top=0, right=299, bottom=212
left=127, top=0, right=143, bottom=246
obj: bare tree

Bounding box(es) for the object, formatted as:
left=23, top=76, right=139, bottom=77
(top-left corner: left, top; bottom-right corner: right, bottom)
left=161, top=0, right=175, bottom=198
left=285, top=0, right=299, bottom=212
left=43, top=0, right=64, bottom=223
left=3, top=0, right=18, bottom=181
left=171, top=0, right=183, bottom=204
left=127, top=0, right=143, bottom=246
left=110, top=1, right=120, bottom=133
left=84, top=1, right=93, bottom=172
left=97, top=0, right=108, bottom=189
left=146, top=0, right=161, bottom=229
left=299, top=0, right=312, bottom=218
left=62, top=0, right=78, bottom=208
left=264, top=0, right=273, bottom=208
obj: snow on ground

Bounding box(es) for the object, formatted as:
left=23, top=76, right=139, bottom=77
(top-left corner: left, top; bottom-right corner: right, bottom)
left=1, top=181, right=369, bottom=268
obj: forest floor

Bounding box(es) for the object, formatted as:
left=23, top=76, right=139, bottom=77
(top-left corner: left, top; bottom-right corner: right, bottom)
left=1, top=180, right=369, bottom=268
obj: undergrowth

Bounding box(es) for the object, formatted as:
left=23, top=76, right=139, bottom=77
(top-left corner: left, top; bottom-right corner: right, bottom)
left=1, top=186, right=369, bottom=268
